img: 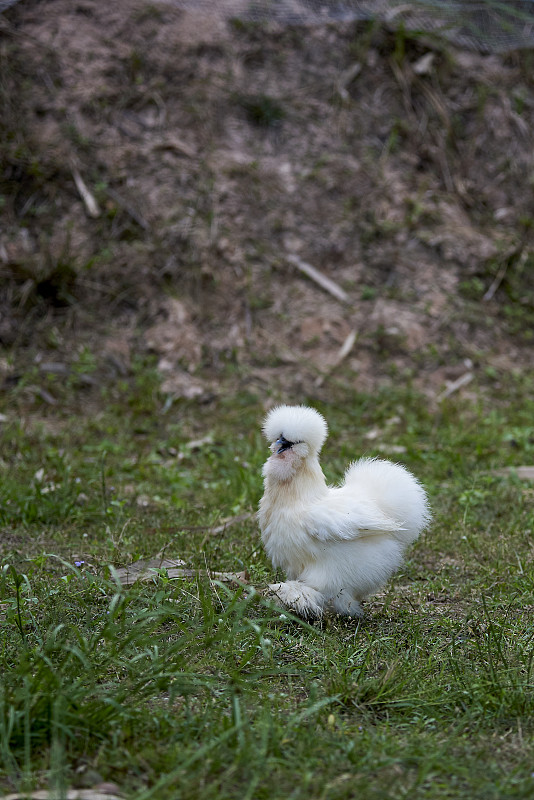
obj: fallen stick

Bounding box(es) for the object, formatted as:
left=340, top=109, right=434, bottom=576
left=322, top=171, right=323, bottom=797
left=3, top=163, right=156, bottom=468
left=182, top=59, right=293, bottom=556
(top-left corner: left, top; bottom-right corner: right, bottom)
left=437, top=372, right=473, bottom=402
left=483, top=248, right=526, bottom=302
left=315, top=328, right=358, bottom=387
left=72, top=168, right=100, bottom=218
left=2, top=791, right=122, bottom=800
left=287, top=254, right=350, bottom=304
left=152, top=136, right=197, bottom=158
left=112, top=558, right=249, bottom=587
left=336, top=62, right=362, bottom=102
left=492, top=466, right=534, bottom=481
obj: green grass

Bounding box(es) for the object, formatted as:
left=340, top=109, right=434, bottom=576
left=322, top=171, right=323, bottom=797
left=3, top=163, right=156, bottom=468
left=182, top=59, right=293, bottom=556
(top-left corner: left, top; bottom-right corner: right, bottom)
left=1, top=368, right=534, bottom=799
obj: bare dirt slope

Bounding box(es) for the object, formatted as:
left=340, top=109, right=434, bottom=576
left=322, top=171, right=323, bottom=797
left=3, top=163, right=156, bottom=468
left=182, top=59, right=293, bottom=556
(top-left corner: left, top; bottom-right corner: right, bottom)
left=1, top=0, right=533, bottom=407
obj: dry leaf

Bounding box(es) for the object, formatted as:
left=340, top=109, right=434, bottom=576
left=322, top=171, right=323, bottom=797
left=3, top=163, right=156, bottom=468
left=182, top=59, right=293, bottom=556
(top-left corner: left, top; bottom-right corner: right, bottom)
left=184, top=435, right=214, bottom=451
left=376, top=444, right=407, bottom=455
left=413, top=52, right=435, bottom=75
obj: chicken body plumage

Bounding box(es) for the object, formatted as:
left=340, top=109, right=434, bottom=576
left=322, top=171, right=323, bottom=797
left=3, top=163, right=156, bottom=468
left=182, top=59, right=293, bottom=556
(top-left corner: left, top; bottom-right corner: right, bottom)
left=258, top=405, right=430, bottom=618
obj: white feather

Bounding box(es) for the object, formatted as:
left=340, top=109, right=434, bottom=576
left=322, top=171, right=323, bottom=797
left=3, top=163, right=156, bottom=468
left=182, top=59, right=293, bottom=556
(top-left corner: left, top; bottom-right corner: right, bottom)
left=258, top=405, right=431, bottom=618
left=263, top=405, right=328, bottom=454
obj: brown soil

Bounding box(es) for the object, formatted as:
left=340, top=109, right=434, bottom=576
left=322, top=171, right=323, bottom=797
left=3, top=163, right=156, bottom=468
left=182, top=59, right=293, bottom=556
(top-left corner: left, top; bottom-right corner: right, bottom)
left=1, top=0, right=533, bottom=407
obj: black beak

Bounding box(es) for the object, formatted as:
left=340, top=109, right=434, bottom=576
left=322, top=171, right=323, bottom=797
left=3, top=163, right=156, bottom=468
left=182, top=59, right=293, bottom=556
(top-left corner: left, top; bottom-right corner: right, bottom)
left=275, top=435, right=293, bottom=454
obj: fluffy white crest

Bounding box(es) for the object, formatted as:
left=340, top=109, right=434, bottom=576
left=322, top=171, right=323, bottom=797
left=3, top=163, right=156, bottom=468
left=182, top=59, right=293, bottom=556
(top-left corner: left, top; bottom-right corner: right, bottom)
left=262, top=405, right=328, bottom=453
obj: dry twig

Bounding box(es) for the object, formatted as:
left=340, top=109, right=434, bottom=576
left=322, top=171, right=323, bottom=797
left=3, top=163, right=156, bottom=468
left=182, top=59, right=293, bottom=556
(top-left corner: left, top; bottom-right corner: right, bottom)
left=112, top=557, right=249, bottom=587
left=437, top=371, right=473, bottom=402
left=287, top=254, right=349, bottom=304
left=336, top=62, right=362, bottom=102
left=483, top=248, right=526, bottom=302
left=3, top=791, right=122, bottom=800
left=315, top=329, right=358, bottom=387
left=72, top=168, right=100, bottom=218
left=492, top=466, right=534, bottom=481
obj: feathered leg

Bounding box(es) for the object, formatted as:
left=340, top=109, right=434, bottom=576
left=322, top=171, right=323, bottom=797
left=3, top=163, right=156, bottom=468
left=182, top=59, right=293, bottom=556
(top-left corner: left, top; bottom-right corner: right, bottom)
left=327, top=588, right=364, bottom=618
left=267, top=580, right=325, bottom=618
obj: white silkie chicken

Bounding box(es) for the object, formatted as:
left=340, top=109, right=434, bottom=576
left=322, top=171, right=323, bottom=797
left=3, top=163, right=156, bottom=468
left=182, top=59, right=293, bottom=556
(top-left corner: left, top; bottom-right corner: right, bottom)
left=258, top=405, right=430, bottom=618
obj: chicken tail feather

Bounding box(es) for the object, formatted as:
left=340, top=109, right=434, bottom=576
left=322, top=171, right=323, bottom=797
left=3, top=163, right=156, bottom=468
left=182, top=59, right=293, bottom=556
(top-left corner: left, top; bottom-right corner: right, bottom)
left=343, top=457, right=430, bottom=543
